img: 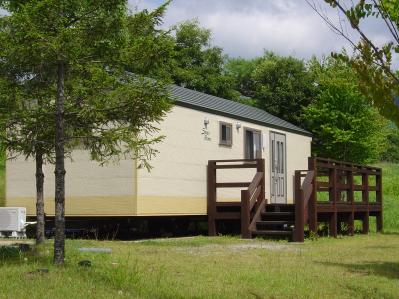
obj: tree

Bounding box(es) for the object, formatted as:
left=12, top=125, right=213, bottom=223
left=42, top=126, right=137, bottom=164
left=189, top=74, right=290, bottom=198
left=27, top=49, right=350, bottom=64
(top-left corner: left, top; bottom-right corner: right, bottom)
left=170, top=19, right=235, bottom=99
left=224, top=57, right=261, bottom=104
left=303, top=58, right=388, bottom=163
left=251, top=52, right=316, bottom=126
left=0, top=1, right=171, bottom=264
left=307, top=0, right=399, bottom=126
left=0, top=28, right=57, bottom=245
left=123, top=1, right=175, bottom=81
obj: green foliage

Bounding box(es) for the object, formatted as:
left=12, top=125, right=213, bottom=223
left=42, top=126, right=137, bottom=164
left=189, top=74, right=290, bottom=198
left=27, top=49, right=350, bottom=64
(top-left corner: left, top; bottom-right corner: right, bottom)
left=324, top=0, right=399, bottom=126
left=252, top=52, right=317, bottom=126
left=0, top=1, right=172, bottom=168
left=170, top=19, right=235, bottom=99
left=123, top=1, right=175, bottom=81
left=303, top=59, right=388, bottom=164
left=380, top=126, right=399, bottom=162
left=224, top=57, right=261, bottom=101
left=225, top=53, right=316, bottom=126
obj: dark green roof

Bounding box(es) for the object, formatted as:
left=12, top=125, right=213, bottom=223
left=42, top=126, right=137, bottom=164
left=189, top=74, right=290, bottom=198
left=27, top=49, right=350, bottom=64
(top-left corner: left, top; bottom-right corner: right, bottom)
left=169, top=85, right=312, bottom=137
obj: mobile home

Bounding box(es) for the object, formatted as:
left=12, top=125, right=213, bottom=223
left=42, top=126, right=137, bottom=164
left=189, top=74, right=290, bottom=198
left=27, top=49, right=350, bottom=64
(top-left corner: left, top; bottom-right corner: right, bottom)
left=6, top=85, right=312, bottom=218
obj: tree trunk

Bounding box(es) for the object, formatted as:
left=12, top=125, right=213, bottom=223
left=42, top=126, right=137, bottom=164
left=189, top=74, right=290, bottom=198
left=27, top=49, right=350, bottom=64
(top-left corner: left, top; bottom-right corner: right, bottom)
left=35, top=150, right=45, bottom=244
left=54, top=61, right=66, bottom=265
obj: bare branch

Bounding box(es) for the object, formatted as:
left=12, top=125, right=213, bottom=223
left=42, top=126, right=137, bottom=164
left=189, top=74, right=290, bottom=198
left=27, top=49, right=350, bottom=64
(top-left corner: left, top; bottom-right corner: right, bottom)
left=373, top=0, right=399, bottom=43
left=306, top=0, right=399, bottom=85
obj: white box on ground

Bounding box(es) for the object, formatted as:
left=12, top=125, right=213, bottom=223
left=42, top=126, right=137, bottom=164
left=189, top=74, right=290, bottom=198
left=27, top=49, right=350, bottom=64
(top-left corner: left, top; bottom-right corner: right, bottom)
left=0, top=207, right=27, bottom=238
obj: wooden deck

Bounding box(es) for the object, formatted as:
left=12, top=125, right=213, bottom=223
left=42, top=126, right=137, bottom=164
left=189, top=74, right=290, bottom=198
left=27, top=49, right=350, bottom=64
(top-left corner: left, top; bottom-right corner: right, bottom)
left=207, top=157, right=383, bottom=242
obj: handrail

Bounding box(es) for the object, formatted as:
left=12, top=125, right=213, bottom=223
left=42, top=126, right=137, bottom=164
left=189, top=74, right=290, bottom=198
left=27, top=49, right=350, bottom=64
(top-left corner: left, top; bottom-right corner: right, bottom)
left=248, top=172, right=263, bottom=195
left=207, top=159, right=265, bottom=237
left=241, top=171, right=265, bottom=238
left=293, top=170, right=314, bottom=242
left=313, top=157, right=381, bottom=171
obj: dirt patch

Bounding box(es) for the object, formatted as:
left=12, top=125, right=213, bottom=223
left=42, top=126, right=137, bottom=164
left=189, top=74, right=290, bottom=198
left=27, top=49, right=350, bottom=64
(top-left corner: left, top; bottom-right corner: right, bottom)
left=0, top=239, right=34, bottom=246
left=171, top=241, right=302, bottom=255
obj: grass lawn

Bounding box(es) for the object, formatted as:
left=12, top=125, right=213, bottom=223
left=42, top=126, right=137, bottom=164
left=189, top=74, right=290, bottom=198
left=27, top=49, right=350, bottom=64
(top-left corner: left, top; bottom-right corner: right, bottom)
left=376, top=163, right=399, bottom=232
left=0, top=235, right=398, bottom=298
left=0, top=160, right=397, bottom=298
left=0, top=152, right=4, bottom=207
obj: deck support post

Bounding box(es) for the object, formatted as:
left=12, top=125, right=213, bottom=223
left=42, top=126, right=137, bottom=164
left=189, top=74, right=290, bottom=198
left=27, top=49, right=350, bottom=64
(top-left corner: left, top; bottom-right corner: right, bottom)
left=294, top=189, right=305, bottom=242
left=308, top=157, right=318, bottom=234
left=329, top=212, right=337, bottom=237
left=207, top=161, right=217, bottom=236
left=347, top=213, right=354, bottom=236
left=241, top=190, right=251, bottom=239
left=362, top=212, right=369, bottom=234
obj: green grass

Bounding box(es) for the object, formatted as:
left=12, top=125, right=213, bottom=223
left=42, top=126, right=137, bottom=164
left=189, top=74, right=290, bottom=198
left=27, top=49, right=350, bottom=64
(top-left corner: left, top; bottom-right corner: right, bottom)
left=376, top=163, right=399, bottom=232
left=0, top=160, right=398, bottom=297
left=0, top=235, right=399, bottom=298
left=0, top=151, right=4, bottom=207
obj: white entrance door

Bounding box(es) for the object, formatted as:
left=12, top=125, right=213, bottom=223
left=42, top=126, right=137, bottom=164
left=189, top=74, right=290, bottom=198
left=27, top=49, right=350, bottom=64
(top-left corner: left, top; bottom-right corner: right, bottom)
left=270, top=132, right=287, bottom=203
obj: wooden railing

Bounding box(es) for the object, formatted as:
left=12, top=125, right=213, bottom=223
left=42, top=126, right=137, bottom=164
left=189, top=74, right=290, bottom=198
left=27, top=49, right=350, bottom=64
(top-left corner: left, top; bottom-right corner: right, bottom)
left=207, top=159, right=265, bottom=238
left=294, top=157, right=383, bottom=239
left=241, top=171, right=266, bottom=238
left=293, top=170, right=314, bottom=242
left=310, top=157, right=383, bottom=235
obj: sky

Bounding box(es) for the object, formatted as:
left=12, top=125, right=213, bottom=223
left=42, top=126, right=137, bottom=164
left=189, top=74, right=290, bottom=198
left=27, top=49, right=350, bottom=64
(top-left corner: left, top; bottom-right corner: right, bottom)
left=0, top=1, right=393, bottom=63
left=128, top=0, right=393, bottom=62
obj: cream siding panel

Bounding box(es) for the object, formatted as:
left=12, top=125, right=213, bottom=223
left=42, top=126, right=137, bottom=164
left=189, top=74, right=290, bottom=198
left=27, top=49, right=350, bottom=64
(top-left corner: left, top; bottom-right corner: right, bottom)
left=6, top=150, right=136, bottom=216
left=6, top=105, right=311, bottom=217
left=137, top=106, right=311, bottom=215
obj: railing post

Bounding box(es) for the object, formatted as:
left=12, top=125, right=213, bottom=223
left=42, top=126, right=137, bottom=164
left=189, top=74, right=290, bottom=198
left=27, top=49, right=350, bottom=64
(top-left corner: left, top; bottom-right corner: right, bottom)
left=294, top=171, right=305, bottom=242
left=361, top=172, right=370, bottom=234
left=207, top=161, right=217, bottom=236
left=329, top=165, right=337, bottom=237
left=256, top=159, right=266, bottom=204
left=308, top=157, right=317, bottom=233
left=348, top=168, right=354, bottom=236
left=376, top=169, right=383, bottom=232
left=241, top=190, right=251, bottom=239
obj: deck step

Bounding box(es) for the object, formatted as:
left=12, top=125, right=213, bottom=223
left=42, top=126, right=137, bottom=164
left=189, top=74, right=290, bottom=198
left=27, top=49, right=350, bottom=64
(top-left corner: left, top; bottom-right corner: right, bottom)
left=256, top=220, right=294, bottom=225
left=252, top=230, right=293, bottom=236
left=261, top=212, right=294, bottom=216
left=215, top=202, right=241, bottom=207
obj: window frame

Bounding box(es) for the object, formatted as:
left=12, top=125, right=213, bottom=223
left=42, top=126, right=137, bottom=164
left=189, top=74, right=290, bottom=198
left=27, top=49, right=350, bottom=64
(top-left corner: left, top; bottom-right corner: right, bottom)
left=244, top=127, right=262, bottom=159
left=219, top=121, right=233, bottom=147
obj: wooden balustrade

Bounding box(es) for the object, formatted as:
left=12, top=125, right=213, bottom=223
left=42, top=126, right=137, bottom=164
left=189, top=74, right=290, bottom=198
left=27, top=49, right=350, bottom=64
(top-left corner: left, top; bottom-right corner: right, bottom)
left=207, top=159, right=265, bottom=238
left=295, top=157, right=383, bottom=239
left=293, top=170, right=314, bottom=242
left=208, top=157, right=382, bottom=241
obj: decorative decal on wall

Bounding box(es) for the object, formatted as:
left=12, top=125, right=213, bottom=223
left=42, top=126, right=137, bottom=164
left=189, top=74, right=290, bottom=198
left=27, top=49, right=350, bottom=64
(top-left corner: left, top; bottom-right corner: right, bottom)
left=202, top=127, right=211, bottom=141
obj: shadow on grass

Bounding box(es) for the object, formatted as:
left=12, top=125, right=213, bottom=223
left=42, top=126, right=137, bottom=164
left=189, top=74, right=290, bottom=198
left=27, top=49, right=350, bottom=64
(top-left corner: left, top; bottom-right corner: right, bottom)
left=0, top=246, right=24, bottom=264
left=381, top=231, right=399, bottom=236
left=319, top=261, right=399, bottom=280
left=0, top=244, right=50, bottom=266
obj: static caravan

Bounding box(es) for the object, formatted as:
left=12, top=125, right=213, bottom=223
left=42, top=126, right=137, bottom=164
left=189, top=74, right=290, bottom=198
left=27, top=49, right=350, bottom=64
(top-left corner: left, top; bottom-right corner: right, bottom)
left=5, top=85, right=312, bottom=220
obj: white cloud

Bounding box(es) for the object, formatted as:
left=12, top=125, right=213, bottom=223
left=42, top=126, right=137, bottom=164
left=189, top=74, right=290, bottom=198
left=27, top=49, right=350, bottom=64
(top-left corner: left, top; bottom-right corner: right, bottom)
left=129, top=0, right=393, bottom=63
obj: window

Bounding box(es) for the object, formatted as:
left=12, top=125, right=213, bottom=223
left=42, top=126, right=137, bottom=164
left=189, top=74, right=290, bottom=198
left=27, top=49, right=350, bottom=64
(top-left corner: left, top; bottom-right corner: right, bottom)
left=219, top=122, right=232, bottom=146
left=244, top=129, right=262, bottom=159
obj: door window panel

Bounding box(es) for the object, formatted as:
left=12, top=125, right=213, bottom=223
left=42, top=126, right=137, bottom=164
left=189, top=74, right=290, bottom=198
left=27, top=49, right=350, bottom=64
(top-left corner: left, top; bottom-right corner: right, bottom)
left=245, top=129, right=261, bottom=159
